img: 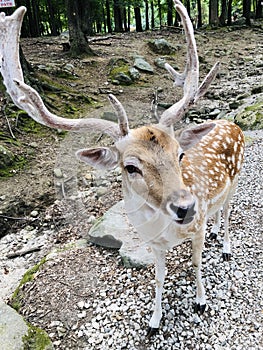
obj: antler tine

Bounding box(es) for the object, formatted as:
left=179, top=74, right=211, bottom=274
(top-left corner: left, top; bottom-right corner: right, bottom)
left=108, top=94, right=129, bottom=136
left=0, top=7, right=121, bottom=140
left=159, top=0, right=219, bottom=127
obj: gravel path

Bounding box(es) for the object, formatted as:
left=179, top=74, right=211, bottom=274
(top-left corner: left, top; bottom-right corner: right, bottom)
left=5, top=130, right=260, bottom=349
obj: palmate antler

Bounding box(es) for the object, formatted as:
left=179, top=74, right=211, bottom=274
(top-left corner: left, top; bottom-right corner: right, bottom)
left=0, top=7, right=127, bottom=140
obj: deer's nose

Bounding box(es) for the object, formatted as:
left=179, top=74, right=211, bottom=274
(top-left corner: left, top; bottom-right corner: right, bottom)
left=166, top=190, right=196, bottom=224
left=169, top=202, right=196, bottom=219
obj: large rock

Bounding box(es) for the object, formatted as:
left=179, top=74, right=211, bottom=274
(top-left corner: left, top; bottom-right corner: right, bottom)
left=148, top=38, right=179, bottom=55
left=234, top=95, right=263, bottom=130
left=0, top=300, right=28, bottom=350
left=88, top=201, right=154, bottom=267
left=133, top=56, right=154, bottom=73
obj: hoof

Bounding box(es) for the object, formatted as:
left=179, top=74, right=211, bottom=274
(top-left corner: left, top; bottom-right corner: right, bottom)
left=194, top=303, right=206, bottom=314
left=222, top=253, right=231, bottom=261
left=209, top=232, right=217, bottom=240
left=146, top=327, right=159, bottom=338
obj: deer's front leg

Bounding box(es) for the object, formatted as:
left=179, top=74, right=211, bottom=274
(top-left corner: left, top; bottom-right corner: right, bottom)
left=147, top=248, right=166, bottom=337
left=192, top=233, right=206, bottom=314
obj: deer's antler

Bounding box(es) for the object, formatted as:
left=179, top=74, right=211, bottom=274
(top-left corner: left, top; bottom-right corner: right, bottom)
left=0, top=7, right=126, bottom=139
left=159, top=0, right=220, bottom=127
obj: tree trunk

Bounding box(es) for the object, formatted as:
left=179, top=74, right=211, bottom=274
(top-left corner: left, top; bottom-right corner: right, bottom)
left=134, top=7, right=143, bottom=32
left=31, top=0, right=41, bottom=37
left=79, top=0, right=94, bottom=36
left=128, top=5, right=131, bottom=31
left=46, top=0, right=60, bottom=36
left=167, top=0, right=173, bottom=26
left=197, top=0, right=203, bottom=27
left=67, top=0, right=94, bottom=57
left=151, top=1, right=155, bottom=28
left=158, top=0, right=162, bottom=27
left=186, top=0, right=191, bottom=20
left=105, top=0, right=112, bottom=33
left=255, top=0, right=263, bottom=18
left=243, top=0, right=251, bottom=25
left=145, top=0, right=150, bottom=30
left=227, top=0, right=233, bottom=25
left=114, top=0, right=123, bottom=32
left=219, top=0, right=228, bottom=25
left=209, top=0, right=219, bottom=26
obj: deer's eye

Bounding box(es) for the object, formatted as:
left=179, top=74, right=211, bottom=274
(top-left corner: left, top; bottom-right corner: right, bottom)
left=125, top=165, right=142, bottom=176
left=179, top=152, right=185, bottom=162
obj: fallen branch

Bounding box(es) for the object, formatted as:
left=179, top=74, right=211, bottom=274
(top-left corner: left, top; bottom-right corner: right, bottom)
left=7, top=246, right=42, bottom=259
left=0, top=214, right=28, bottom=220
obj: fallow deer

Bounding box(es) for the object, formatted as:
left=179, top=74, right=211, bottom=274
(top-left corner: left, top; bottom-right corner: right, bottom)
left=0, top=0, right=244, bottom=336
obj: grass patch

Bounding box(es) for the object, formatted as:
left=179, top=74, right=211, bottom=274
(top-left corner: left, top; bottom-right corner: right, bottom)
left=10, top=257, right=47, bottom=312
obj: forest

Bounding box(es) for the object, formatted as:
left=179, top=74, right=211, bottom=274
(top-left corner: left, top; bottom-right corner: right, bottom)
left=2, top=0, right=263, bottom=57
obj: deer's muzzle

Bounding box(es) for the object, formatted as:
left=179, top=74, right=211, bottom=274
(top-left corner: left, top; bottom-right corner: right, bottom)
left=165, top=189, right=196, bottom=225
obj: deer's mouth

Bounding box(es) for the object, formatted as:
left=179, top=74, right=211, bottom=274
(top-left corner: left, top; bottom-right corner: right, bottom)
left=174, top=216, right=194, bottom=225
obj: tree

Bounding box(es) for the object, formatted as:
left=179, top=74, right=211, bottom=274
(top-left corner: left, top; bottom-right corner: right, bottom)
left=209, top=0, right=219, bottom=25
left=46, top=0, right=60, bottom=36
left=219, top=0, right=227, bottom=25
left=113, top=0, right=123, bottom=32
left=105, top=0, right=113, bottom=33
left=134, top=5, right=143, bottom=31
left=255, top=0, right=263, bottom=18
left=66, top=0, right=94, bottom=57
left=167, top=0, right=174, bottom=26
left=151, top=1, right=155, bottom=28
left=197, top=0, right=203, bottom=27
left=145, top=0, right=150, bottom=30
left=243, top=0, right=251, bottom=25
left=227, top=0, right=233, bottom=25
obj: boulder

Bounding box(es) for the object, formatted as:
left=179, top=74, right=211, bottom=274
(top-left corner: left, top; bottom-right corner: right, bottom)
left=129, top=67, right=140, bottom=80
left=108, top=57, right=133, bottom=85
left=112, top=72, right=133, bottom=85
left=234, top=96, right=263, bottom=130
left=0, top=300, right=53, bottom=350
left=133, top=56, right=154, bottom=73
left=88, top=201, right=154, bottom=267
left=148, top=39, right=178, bottom=55
left=0, top=300, right=28, bottom=350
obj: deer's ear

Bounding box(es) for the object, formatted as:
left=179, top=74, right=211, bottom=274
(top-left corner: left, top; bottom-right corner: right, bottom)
left=76, top=147, right=119, bottom=170
left=178, top=123, right=215, bottom=151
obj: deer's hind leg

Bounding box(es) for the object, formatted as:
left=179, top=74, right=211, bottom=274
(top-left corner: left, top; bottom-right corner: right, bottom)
left=209, top=209, right=222, bottom=240
left=222, top=177, right=239, bottom=261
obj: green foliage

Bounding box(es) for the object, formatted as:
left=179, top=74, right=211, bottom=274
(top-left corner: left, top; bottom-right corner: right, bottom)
left=23, top=324, right=53, bottom=350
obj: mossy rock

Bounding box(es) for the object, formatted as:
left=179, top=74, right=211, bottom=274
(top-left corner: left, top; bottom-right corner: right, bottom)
left=108, top=58, right=134, bottom=86
left=0, top=144, right=15, bottom=168
left=235, top=99, right=263, bottom=130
